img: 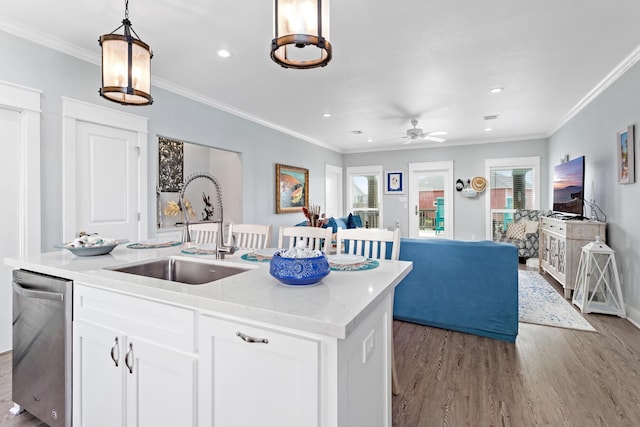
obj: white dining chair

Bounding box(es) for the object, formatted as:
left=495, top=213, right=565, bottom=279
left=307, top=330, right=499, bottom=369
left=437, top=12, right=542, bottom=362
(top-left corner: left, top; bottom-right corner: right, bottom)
left=278, top=226, right=332, bottom=253
left=336, top=228, right=401, bottom=261
left=227, top=223, right=273, bottom=249
left=189, top=222, right=221, bottom=245
left=336, top=227, right=402, bottom=395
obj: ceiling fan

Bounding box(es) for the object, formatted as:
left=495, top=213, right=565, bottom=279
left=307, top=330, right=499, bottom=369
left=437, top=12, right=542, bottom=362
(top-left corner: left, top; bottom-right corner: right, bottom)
left=402, top=119, right=446, bottom=144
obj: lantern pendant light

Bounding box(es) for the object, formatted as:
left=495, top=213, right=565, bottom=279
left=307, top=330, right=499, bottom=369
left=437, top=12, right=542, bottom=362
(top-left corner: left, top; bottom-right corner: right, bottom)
left=99, top=0, right=153, bottom=105
left=271, top=0, right=332, bottom=69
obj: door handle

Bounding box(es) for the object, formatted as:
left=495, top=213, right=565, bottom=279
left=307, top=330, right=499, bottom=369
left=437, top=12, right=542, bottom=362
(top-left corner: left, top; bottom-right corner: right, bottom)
left=415, top=205, right=418, bottom=215
left=236, top=331, right=269, bottom=344
left=12, top=282, right=64, bottom=301
left=110, top=337, right=120, bottom=367
left=125, top=343, right=134, bottom=374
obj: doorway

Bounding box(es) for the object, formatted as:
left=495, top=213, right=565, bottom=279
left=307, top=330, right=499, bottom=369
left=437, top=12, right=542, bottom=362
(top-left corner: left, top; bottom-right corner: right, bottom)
left=408, top=161, right=454, bottom=239
left=324, top=164, right=343, bottom=218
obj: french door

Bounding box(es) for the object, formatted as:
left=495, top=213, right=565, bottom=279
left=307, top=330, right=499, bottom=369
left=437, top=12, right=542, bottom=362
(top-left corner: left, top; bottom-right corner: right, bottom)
left=408, top=161, right=454, bottom=239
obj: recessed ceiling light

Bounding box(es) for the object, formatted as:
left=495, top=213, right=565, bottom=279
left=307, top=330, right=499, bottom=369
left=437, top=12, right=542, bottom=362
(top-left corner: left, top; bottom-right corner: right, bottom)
left=322, top=112, right=331, bottom=118
left=428, top=131, right=448, bottom=136
left=367, top=138, right=373, bottom=143
left=490, top=87, right=504, bottom=94
left=484, top=127, right=493, bottom=132
left=217, top=49, right=231, bottom=58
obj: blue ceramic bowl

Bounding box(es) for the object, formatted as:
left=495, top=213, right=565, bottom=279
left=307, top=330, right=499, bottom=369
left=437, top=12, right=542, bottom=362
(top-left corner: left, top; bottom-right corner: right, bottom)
left=269, top=252, right=330, bottom=286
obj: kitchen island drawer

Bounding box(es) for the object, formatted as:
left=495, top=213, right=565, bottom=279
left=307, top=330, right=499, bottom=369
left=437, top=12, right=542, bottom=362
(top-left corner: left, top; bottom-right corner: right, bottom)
left=74, top=283, right=196, bottom=352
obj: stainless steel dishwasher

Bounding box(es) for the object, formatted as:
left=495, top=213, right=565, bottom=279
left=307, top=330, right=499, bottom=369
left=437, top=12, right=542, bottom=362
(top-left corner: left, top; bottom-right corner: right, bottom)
left=12, top=269, right=72, bottom=427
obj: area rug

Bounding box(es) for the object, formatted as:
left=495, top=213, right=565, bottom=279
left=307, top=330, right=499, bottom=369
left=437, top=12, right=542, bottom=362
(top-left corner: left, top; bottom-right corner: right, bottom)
left=519, top=270, right=597, bottom=332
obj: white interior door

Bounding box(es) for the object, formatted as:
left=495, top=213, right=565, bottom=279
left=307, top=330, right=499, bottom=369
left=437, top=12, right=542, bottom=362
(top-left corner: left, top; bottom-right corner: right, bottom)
left=408, top=161, right=454, bottom=239
left=0, top=81, right=41, bottom=352
left=325, top=164, right=343, bottom=218
left=75, top=122, right=139, bottom=240
left=63, top=98, right=148, bottom=243
left=0, top=109, right=22, bottom=352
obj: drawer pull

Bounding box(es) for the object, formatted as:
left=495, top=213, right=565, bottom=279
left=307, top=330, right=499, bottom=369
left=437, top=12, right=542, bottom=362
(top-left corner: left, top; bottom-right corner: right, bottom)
left=125, top=343, right=135, bottom=374
left=236, top=331, right=269, bottom=344
left=110, top=337, right=119, bottom=367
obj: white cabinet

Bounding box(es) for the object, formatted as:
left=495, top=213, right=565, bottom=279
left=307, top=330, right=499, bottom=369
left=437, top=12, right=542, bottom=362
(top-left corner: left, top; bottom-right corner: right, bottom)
left=539, top=217, right=606, bottom=298
left=198, top=292, right=394, bottom=427
left=73, top=283, right=395, bottom=427
left=198, top=315, right=320, bottom=427
left=73, top=284, right=198, bottom=427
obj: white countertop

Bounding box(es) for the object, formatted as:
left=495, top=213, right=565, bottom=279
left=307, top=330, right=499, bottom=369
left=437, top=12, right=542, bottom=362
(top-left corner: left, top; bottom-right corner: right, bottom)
left=5, top=245, right=412, bottom=339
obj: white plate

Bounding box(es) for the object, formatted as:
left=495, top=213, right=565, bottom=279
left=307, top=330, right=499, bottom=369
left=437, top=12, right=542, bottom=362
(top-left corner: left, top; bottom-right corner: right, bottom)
left=253, top=248, right=281, bottom=258
left=327, top=255, right=366, bottom=265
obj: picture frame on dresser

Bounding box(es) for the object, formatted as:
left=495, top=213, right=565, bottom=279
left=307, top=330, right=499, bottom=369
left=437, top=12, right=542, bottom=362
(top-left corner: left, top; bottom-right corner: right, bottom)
left=617, top=125, right=635, bottom=184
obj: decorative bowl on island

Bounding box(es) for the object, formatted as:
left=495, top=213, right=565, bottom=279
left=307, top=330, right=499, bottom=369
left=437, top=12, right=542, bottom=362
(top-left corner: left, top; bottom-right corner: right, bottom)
left=269, top=251, right=330, bottom=286
left=55, top=235, right=128, bottom=256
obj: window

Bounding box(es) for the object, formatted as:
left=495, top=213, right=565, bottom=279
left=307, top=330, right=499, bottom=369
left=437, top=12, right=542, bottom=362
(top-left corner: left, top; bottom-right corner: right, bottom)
left=485, top=157, right=540, bottom=239
left=346, top=165, right=383, bottom=228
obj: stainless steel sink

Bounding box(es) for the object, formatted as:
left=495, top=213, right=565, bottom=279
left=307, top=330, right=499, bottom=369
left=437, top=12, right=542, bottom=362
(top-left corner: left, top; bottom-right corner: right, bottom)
left=107, top=257, right=250, bottom=285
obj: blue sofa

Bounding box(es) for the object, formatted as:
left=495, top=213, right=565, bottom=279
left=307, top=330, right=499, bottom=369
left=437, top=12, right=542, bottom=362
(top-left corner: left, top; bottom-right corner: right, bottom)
left=394, top=238, right=519, bottom=342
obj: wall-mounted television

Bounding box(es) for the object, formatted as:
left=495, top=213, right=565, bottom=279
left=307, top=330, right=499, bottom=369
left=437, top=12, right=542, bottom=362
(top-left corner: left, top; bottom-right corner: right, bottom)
left=553, top=156, right=585, bottom=216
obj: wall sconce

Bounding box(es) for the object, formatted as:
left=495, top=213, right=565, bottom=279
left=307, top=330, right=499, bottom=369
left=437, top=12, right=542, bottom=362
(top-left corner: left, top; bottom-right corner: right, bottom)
left=271, top=0, right=332, bottom=69
left=99, top=0, right=153, bottom=105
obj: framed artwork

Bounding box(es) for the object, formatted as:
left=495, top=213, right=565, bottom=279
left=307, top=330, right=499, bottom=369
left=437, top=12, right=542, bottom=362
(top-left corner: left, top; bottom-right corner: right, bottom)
left=384, top=171, right=404, bottom=194
left=617, top=125, right=635, bottom=184
left=158, top=136, right=184, bottom=192
left=276, top=164, right=309, bottom=213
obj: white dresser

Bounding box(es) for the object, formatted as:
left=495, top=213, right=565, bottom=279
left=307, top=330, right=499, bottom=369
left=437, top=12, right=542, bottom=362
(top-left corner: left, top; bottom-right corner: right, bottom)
left=539, top=216, right=606, bottom=298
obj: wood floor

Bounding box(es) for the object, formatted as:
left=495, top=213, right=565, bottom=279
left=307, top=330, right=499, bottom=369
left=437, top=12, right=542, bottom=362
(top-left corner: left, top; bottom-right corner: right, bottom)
left=2, top=269, right=640, bottom=427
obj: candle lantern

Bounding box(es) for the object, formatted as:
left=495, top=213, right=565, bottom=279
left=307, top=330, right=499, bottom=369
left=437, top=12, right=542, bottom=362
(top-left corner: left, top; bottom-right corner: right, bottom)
left=572, top=236, right=626, bottom=317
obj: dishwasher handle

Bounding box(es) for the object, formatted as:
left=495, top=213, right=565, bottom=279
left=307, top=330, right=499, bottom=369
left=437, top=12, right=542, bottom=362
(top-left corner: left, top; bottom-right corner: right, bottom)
left=12, top=281, right=64, bottom=301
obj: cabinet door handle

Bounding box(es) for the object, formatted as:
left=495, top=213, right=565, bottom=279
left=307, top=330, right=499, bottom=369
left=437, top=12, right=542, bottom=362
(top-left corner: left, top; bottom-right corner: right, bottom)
left=415, top=205, right=418, bottom=215
left=110, top=337, right=120, bottom=367
left=236, top=331, right=269, bottom=344
left=125, top=343, right=134, bottom=374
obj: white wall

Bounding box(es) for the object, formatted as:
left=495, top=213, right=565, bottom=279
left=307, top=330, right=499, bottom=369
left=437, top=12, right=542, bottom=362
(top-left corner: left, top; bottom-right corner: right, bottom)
left=343, top=139, right=549, bottom=240
left=549, top=60, right=640, bottom=328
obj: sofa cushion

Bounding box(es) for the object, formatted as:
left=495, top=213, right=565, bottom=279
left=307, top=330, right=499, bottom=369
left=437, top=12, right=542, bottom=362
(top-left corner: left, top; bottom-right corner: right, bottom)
left=506, top=221, right=526, bottom=239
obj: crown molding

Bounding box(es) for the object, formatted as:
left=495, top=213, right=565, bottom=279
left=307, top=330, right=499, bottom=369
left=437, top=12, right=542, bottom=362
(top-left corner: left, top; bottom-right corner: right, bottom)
left=549, top=42, right=640, bottom=136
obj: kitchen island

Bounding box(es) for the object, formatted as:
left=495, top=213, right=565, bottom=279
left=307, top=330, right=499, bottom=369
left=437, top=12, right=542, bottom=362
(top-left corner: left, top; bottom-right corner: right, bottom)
left=5, top=245, right=412, bottom=427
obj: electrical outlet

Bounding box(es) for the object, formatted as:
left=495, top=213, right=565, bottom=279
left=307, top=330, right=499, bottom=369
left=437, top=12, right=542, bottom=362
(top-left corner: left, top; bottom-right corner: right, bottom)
left=362, top=329, right=376, bottom=364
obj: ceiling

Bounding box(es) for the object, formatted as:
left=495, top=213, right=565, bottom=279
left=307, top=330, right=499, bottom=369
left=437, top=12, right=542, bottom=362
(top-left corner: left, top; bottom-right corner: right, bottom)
left=3, top=0, right=640, bottom=153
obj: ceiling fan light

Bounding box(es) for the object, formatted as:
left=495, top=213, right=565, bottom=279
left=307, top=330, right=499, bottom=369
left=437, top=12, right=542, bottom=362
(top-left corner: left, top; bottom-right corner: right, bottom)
left=271, top=0, right=332, bottom=69
left=99, top=1, right=153, bottom=106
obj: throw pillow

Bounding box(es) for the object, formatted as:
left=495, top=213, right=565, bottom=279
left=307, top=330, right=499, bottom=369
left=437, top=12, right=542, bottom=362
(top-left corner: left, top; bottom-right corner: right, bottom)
left=523, top=219, right=539, bottom=234
left=506, top=221, right=526, bottom=240
left=346, top=213, right=357, bottom=229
